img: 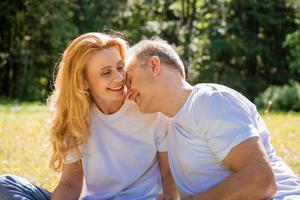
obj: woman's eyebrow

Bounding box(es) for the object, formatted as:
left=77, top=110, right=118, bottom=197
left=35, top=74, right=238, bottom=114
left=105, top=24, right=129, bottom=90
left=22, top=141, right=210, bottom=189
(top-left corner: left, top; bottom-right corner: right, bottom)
left=100, top=66, right=112, bottom=70
left=100, top=60, right=124, bottom=70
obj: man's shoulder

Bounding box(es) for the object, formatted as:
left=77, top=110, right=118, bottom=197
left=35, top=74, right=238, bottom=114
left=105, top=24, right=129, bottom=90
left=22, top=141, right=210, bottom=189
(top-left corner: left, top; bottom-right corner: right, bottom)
left=194, top=83, right=236, bottom=96
left=193, top=83, right=230, bottom=100
left=191, top=83, right=256, bottom=122
left=191, top=83, right=229, bottom=108
left=195, top=83, right=253, bottom=106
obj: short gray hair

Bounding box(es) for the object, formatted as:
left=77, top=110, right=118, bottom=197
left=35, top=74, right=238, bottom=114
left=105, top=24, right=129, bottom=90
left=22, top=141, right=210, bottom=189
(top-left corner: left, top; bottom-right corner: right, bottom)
left=128, top=38, right=185, bottom=78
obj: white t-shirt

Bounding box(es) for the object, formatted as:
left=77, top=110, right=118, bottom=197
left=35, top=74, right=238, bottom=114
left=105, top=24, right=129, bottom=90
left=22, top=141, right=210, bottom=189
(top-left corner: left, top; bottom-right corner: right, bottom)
left=64, top=100, right=169, bottom=200
left=168, top=83, right=300, bottom=199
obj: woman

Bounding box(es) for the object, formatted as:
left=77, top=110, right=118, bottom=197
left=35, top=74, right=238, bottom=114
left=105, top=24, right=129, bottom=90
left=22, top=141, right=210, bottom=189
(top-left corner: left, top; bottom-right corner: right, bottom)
left=0, top=32, right=178, bottom=200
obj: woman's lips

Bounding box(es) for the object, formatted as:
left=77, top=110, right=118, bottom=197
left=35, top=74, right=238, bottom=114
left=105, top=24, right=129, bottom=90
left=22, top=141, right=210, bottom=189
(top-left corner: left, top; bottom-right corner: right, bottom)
left=108, top=85, right=124, bottom=91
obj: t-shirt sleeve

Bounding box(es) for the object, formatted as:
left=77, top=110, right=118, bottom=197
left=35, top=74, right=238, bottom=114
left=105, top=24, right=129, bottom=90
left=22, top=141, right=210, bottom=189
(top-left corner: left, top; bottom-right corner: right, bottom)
left=62, top=141, right=82, bottom=164
left=62, top=149, right=82, bottom=164
left=153, top=113, right=170, bottom=152
left=202, top=91, right=260, bottom=162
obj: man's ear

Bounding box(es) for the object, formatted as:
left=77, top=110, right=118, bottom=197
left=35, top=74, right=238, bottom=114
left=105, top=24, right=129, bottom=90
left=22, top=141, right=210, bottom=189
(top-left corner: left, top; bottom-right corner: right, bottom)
left=149, top=56, right=161, bottom=77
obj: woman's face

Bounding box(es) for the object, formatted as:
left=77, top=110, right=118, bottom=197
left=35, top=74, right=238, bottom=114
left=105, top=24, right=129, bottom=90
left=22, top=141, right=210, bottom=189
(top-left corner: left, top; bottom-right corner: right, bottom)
left=85, top=47, right=126, bottom=106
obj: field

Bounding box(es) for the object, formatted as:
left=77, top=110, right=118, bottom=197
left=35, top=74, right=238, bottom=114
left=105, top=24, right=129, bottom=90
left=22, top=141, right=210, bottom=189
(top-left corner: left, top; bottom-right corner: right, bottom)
left=0, top=103, right=299, bottom=192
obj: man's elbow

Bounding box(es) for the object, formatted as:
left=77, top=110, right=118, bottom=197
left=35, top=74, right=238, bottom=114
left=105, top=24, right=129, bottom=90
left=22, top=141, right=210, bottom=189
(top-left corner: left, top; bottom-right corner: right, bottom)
left=266, top=174, right=277, bottom=198
left=256, top=168, right=277, bottom=199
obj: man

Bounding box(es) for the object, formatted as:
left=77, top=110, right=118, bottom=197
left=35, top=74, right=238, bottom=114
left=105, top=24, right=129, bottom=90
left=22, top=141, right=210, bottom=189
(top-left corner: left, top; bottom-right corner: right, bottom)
left=125, top=39, right=300, bottom=200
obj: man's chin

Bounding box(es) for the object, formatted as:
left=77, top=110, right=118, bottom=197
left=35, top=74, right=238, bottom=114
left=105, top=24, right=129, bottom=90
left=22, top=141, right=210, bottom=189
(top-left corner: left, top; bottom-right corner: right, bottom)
left=138, top=105, right=148, bottom=113
left=139, top=108, right=151, bottom=113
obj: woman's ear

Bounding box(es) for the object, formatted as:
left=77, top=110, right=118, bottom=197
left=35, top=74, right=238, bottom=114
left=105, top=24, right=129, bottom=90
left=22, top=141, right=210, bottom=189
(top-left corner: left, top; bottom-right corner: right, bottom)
left=84, top=80, right=89, bottom=90
left=149, top=56, right=161, bottom=77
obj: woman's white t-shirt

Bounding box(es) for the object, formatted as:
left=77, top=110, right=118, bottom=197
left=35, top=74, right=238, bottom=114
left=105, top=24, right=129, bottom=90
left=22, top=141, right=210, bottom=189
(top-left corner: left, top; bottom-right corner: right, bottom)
left=64, top=100, right=169, bottom=200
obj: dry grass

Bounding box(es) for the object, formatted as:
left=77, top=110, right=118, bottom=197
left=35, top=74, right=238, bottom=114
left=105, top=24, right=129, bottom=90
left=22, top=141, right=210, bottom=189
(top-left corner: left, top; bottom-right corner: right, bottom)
left=262, top=112, right=300, bottom=175
left=0, top=103, right=59, bottom=191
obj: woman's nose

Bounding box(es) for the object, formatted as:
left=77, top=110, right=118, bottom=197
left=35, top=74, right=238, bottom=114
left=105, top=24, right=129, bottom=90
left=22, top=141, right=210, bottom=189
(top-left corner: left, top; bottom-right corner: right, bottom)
left=114, top=70, right=125, bottom=82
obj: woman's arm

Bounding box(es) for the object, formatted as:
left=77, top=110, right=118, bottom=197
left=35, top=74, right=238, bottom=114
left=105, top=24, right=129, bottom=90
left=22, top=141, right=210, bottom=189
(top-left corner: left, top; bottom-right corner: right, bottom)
left=51, top=161, right=83, bottom=200
left=158, top=152, right=180, bottom=200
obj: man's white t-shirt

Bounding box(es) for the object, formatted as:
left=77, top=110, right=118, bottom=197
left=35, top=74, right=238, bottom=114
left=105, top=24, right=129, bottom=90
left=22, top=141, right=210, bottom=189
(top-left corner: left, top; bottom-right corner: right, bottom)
left=168, top=83, right=300, bottom=199
left=64, top=100, right=169, bottom=200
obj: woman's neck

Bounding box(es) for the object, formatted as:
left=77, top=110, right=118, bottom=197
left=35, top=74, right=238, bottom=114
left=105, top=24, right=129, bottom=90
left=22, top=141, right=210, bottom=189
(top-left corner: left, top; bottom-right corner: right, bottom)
left=94, top=98, right=125, bottom=115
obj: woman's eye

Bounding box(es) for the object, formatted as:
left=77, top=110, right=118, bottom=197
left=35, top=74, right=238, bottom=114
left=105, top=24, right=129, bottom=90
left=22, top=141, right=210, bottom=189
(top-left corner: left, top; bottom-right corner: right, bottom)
left=102, top=70, right=111, bottom=76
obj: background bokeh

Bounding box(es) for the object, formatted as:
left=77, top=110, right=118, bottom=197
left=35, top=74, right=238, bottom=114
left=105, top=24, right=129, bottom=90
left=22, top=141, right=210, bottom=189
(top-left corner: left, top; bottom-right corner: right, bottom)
left=0, top=0, right=299, bottom=111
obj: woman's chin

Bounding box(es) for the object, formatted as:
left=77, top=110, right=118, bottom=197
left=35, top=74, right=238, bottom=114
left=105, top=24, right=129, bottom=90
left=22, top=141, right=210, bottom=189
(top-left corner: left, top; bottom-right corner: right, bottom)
left=112, top=93, right=126, bottom=101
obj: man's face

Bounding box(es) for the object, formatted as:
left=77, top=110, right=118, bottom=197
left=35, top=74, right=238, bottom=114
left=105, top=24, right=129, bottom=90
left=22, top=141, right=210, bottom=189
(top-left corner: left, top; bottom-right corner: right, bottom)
left=126, top=58, right=159, bottom=113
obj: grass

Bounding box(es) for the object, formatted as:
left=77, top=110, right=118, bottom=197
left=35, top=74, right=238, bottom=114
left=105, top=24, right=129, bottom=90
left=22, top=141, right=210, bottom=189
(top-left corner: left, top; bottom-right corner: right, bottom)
left=0, top=103, right=299, bottom=192
left=0, top=103, right=59, bottom=191
left=262, top=112, right=300, bottom=175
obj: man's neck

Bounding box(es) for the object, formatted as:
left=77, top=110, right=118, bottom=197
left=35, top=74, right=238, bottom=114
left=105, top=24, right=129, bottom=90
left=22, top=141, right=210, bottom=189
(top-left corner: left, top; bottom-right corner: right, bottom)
left=159, top=79, right=193, bottom=118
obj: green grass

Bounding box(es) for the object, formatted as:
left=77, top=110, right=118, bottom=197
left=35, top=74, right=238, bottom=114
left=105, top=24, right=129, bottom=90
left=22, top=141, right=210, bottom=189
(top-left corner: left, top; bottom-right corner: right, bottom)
left=0, top=103, right=299, bottom=192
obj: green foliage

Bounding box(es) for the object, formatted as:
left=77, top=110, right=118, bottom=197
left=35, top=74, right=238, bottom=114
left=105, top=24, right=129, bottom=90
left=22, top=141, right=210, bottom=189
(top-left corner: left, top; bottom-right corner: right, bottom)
left=255, top=81, right=300, bottom=111
left=0, top=0, right=299, bottom=107
left=195, top=0, right=297, bottom=99
left=284, top=30, right=300, bottom=75
left=0, top=0, right=78, bottom=100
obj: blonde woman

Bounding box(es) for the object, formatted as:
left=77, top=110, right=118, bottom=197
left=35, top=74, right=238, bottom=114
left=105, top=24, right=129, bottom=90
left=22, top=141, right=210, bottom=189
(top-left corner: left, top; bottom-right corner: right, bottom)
left=0, top=33, right=178, bottom=200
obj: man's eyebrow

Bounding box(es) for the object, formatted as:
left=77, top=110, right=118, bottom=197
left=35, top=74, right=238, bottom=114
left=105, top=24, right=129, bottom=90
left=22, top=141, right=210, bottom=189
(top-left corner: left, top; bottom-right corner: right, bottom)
left=117, top=60, right=124, bottom=66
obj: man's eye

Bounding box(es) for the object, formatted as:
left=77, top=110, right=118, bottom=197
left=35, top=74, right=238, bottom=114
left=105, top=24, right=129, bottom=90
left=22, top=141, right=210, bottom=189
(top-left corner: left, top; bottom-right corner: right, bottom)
left=117, top=66, right=125, bottom=71
left=126, top=77, right=131, bottom=88
left=117, top=63, right=125, bottom=71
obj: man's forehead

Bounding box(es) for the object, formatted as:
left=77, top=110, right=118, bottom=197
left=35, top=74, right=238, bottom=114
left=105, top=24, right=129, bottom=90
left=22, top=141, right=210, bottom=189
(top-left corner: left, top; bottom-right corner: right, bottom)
left=125, top=52, right=136, bottom=65
left=126, top=58, right=137, bottom=72
left=125, top=63, right=134, bottom=73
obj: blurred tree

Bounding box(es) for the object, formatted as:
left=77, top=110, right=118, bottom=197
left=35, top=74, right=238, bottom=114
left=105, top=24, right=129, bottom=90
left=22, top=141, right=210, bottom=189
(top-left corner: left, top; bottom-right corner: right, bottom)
left=0, top=0, right=299, bottom=103
left=284, top=30, right=300, bottom=77
left=196, top=0, right=297, bottom=99
left=283, top=0, right=300, bottom=79
left=0, top=0, right=77, bottom=100
left=122, top=0, right=298, bottom=100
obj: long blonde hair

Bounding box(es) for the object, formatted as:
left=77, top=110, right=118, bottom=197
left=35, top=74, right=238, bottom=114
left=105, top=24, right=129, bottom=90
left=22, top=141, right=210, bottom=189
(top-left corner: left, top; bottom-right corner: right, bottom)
left=48, top=32, right=128, bottom=171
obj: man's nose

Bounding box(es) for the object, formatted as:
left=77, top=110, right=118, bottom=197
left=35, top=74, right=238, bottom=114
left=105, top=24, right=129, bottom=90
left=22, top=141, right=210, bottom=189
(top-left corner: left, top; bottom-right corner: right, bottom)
left=126, top=89, right=133, bottom=100
left=127, top=90, right=138, bottom=101
left=125, top=73, right=130, bottom=89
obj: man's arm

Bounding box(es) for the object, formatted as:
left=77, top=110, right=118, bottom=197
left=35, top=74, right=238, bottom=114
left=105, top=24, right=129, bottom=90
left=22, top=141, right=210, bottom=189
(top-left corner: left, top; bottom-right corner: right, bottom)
left=186, top=137, right=276, bottom=200
left=51, top=161, right=83, bottom=200
left=157, top=151, right=180, bottom=200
